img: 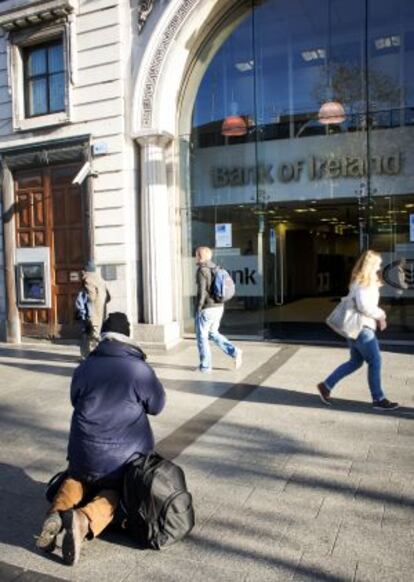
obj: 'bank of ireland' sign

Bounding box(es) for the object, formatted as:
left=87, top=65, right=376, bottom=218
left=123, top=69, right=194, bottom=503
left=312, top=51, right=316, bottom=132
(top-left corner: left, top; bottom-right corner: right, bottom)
left=212, top=154, right=401, bottom=188
left=192, top=126, right=414, bottom=206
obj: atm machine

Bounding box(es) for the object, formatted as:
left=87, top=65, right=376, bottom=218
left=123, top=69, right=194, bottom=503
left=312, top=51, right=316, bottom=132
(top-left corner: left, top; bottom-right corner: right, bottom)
left=15, top=247, right=52, bottom=308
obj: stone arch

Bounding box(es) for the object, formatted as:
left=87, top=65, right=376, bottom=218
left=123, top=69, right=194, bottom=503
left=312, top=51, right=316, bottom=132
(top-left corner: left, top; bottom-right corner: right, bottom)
left=132, top=0, right=251, bottom=137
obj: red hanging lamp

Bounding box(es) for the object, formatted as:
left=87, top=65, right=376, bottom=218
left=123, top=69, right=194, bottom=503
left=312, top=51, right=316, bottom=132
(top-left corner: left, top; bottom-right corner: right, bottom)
left=221, top=114, right=248, bottom=136
left=318, top=0, right=346, bottom=126
left=221, top=101, right=247, bottom=136
left=318, top=100, right=346, bottom=125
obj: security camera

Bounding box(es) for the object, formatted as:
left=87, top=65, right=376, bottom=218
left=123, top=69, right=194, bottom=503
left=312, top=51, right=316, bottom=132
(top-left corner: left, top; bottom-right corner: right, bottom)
left=72, top=161, right=92, bottom=185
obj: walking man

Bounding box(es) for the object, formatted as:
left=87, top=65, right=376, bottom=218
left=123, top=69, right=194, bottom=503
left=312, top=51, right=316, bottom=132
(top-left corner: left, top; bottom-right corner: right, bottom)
left=75, top=261, right=110, bottom=359
left=36, top=312, right=166, bottom=565
left=195, top=246, right=242, bottom=372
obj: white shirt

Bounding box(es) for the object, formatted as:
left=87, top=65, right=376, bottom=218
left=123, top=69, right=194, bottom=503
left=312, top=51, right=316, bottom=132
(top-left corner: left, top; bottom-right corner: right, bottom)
left=351, top=283, right=385, bottom=330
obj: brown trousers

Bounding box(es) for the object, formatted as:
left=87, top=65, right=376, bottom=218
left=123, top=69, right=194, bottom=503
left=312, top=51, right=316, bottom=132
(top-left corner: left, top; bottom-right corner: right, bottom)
left=51, top=477, right=119, bottom=537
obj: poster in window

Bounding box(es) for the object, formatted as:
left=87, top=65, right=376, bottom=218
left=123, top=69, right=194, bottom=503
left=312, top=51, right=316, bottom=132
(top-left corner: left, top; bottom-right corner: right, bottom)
left=215, top=223, right=232, bottom=248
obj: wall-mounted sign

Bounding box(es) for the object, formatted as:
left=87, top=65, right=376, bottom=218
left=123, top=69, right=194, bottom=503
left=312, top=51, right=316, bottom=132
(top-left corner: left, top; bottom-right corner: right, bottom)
left=92, top=142, right=108, bottom=156
left=410, top=214, right=414, bottom=242
left=212, top=154, right=401, bottom=189
left=215, top=223, right=232, bottom=248
left=192, top=126, right=414, bottom=206
left=69, top=271, right=80, bottom=282
left=214, top=254, right=263, bottom=297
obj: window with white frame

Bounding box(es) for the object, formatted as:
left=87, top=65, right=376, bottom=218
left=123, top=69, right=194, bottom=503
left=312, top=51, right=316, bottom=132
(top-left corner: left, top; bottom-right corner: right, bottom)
left=9, top=23, right=72, bottom=131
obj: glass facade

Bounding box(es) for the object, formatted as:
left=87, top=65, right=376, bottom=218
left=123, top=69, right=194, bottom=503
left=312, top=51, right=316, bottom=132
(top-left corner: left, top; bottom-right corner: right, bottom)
left=181, top=0, right=414, bottom=341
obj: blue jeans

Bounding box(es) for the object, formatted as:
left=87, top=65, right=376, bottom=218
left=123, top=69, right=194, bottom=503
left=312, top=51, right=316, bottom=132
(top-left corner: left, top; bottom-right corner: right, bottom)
left=324, top=327, right=385, bottom=402
left=195, top=307, right=236, bottom=370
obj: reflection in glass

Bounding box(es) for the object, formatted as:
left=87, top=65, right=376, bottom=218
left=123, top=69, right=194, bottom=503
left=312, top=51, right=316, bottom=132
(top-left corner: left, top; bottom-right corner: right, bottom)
left=182, top=0, right=414, bottom=340
left=49, top=73, right=65, bottom=112
left=24, top=39, right=65, bottom=117
left=27, top=47, right=47, bottom=76
left=28, top=78, right=48, bottom=116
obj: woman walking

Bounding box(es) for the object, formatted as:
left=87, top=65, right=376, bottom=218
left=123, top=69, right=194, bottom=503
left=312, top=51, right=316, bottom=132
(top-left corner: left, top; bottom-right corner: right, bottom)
left=318, top=250, right=399, bottom=411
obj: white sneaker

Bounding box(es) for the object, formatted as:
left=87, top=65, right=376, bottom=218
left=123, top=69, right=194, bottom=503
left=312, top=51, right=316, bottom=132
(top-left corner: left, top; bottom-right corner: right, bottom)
left=234, top=349, right=242, bottom=370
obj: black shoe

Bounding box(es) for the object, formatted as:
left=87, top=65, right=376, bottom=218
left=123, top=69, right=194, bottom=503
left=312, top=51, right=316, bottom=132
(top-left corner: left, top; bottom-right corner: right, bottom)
left=372, top=398, right=399, bottom=411
left=36, top=512, right=62, bottom=552
left=317, top=382, right=332, bottom=406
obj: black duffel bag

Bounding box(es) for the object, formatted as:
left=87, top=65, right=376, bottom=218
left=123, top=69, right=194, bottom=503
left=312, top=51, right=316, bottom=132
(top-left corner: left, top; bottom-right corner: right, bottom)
left=119, top=452, right=195, bottom=550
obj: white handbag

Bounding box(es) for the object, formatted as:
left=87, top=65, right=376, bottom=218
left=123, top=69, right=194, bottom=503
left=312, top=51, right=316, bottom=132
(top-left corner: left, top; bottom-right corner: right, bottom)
left=326, top=289, right=363, bottom=339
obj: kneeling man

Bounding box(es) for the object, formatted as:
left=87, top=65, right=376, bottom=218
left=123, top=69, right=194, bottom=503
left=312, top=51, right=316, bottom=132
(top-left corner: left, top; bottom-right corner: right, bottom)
left=36, top=312, right=166, bottom=565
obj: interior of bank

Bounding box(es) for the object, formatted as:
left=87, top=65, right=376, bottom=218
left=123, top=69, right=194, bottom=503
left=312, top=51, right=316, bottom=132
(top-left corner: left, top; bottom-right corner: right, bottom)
left=181, top=0, right=414, bottom=342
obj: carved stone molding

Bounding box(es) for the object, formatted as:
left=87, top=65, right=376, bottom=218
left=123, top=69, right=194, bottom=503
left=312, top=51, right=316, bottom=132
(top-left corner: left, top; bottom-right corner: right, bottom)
left=141, top=0, right=199, bottom=129
left=0, top=0, right=74, bottom=31
left=137, top=0, right=156, bottom=34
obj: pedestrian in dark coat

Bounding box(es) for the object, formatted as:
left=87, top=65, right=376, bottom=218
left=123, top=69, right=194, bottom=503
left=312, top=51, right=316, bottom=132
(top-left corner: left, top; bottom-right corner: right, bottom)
left=36, top=312, right=166, bottom=566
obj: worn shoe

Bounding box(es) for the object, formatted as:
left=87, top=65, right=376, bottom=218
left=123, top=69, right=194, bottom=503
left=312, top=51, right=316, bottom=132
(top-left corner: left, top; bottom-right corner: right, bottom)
left=317, top=382, right=332, bottom=406
left=36, top=512, right=62, bottom=552
left=373, top=398, right=399, bottom=411
left=234, top=349, right=243, bottom=370
left=198, top=367, right=212, bottom=373
left=61, top=509, right=90, bottom=566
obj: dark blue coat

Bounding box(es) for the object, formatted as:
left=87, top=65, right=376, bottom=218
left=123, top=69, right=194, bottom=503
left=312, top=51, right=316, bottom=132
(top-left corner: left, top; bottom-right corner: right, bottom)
left=68, top=339, right=166, bottom=481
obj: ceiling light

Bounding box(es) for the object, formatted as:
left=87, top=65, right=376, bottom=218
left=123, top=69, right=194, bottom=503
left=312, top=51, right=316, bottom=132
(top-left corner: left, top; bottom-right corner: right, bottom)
left=235, top=60, right=254, bottom=72
left=375, top=35, right=400, bottom=50
left=294, top=208, right=308, bottom=213
left=301, top=49, right=326, bottom=62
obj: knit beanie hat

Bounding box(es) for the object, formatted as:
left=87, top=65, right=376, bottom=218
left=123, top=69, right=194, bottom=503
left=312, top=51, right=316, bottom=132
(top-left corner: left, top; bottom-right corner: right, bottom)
left=101, top=312, right=130, bottom=337
left=83, top=260, right=96, bottom=272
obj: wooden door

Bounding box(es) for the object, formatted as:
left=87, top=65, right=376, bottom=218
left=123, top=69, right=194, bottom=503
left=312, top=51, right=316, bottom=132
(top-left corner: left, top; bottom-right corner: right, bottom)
left=14, top=165, right=85, bottom=339
left=51, top=165, right=86, bottom=338
left=15, top=169, right=52, bottom=337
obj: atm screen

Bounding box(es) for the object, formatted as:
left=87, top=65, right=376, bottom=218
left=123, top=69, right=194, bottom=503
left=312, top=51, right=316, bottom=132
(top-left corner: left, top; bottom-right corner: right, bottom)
left=18, top=263, right=46, bottom=304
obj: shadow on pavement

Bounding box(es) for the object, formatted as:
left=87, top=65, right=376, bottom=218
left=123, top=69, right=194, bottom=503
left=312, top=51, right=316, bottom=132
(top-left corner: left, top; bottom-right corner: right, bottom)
left=0, top=463, right=49, bottom=556
left=0, top=361, right=76, bottom=377
left=0, top=347, right=80, bottom=364
left=164, top=379, right=414, bottom=419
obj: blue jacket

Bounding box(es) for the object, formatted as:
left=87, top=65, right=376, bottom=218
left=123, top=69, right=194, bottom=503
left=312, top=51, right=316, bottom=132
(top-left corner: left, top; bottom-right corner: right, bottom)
left=68, top=338, right=166, bottom=481
left=74, top=289, right=90, bottom=322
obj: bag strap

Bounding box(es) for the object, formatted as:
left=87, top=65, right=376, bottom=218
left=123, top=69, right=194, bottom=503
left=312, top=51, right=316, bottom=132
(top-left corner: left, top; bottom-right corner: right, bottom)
left=347, top=285, right=362, bottom=313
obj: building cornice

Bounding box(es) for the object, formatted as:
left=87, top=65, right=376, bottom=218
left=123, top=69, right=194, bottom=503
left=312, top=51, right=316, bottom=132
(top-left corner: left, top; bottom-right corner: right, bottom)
left=0, top=0, right=74, bottom=31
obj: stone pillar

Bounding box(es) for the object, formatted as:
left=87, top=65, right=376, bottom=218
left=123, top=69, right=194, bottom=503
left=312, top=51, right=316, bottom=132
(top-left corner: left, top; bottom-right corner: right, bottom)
left=135, top=131, right=180, bottom=349
left=1, top=161, right=21, bottom=343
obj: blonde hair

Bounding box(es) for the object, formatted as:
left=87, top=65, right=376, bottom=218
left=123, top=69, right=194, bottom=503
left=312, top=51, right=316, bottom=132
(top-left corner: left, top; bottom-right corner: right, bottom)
left=350, top=250, right=383, bottom=288
left=196, top=246, right=212, bottom=262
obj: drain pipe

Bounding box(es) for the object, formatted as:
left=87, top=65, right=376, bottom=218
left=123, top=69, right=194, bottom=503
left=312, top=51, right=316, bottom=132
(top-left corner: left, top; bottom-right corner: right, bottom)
left=1, top=158, right=21, bottom=343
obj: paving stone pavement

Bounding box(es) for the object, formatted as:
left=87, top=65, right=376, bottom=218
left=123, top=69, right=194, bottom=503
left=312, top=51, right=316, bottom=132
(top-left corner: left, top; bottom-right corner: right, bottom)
left=0, top=339, right=413, bottom=582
